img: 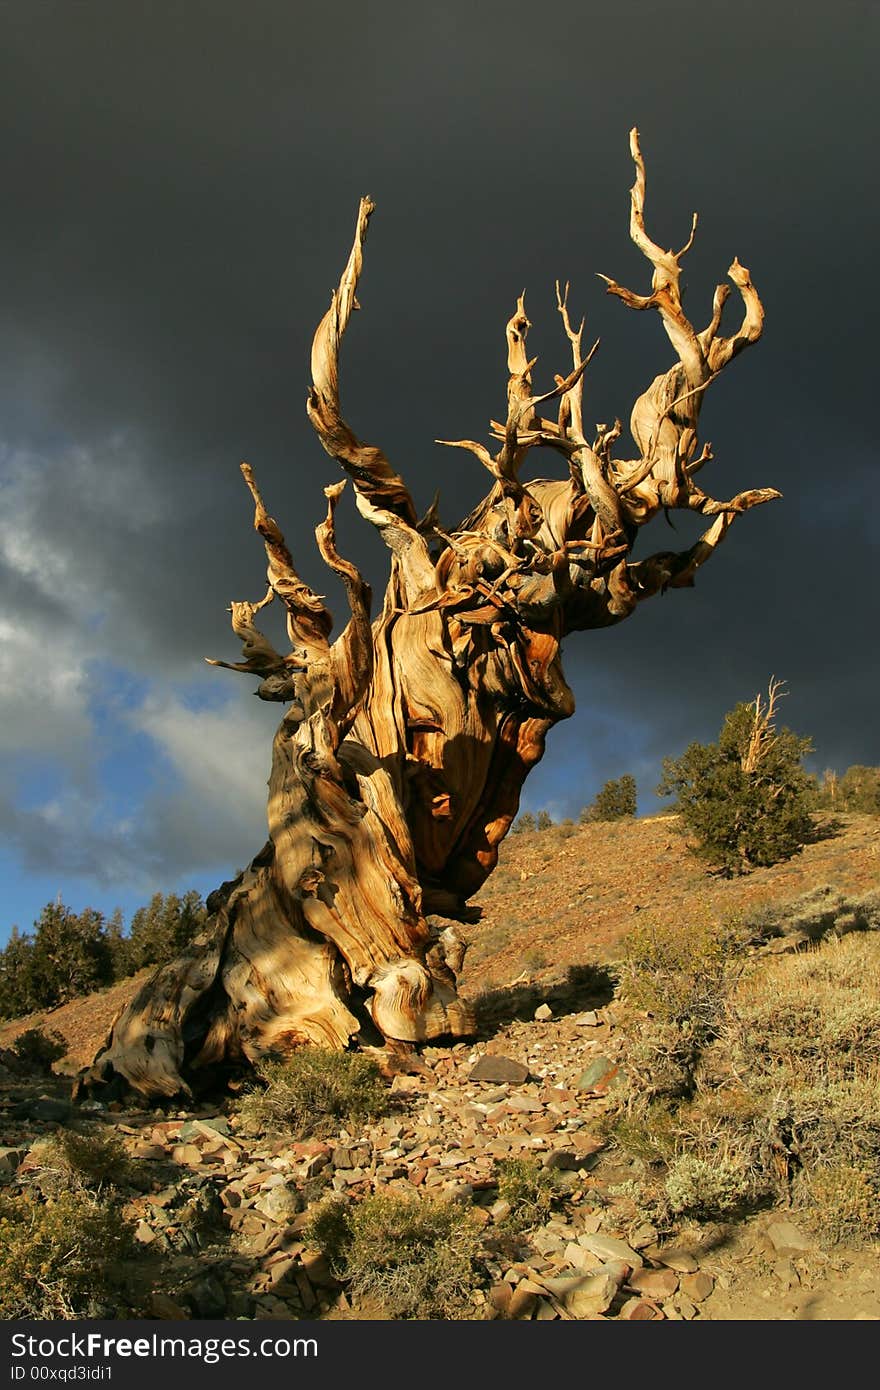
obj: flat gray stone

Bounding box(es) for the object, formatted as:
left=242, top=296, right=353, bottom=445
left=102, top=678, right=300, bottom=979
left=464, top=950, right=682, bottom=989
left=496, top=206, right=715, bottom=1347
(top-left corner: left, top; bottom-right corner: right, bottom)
left=507, top=1093, right=543, bottom=1113
left=681, top=1271, right=714, bottom=1302
left=542, top=1268, right=623, bottom=1317
left=183, top=1274, right=227, bottom=1319
left=563, top=1242, right=602, bottom=1273
left=469, top=1055, right=530, bottom=1085
left=580, top=1233, right=643, bottom=1270
left=629, top=1268, right=679, bottom=1300
left=543, top=1149, right=580, bottom=1171
left=766, top=1221, right=814, bottom=1257
left=575, top=1056, right=618, bottom=1091
left=180, top=1116, right=231, bottom=1139
left=646, top=1245, right=699, bottom=1273
left=256, top=1183, right=304, bottom=1222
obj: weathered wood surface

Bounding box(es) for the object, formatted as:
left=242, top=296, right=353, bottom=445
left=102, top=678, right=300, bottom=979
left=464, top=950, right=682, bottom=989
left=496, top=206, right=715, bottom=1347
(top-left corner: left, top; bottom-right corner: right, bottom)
left=80, top=130, right=778, bottom=1098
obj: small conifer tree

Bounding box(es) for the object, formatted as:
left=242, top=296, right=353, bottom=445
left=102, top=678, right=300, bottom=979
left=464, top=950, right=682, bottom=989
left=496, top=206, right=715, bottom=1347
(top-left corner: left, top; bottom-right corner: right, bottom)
left=584, top=774, right=637, bottom=822
left=657, top=679, right=814, bottom=874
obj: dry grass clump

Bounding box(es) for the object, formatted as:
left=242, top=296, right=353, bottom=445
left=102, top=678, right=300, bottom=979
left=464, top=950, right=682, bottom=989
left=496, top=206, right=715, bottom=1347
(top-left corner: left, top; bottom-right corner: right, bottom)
left=663, top=1152, right=760, bottom=1219
left=0, top=1191, right=134, bottom=1318
left=494, top=1156, right=565, bottom=1232
left=236, top=1047, right=389, bottom=1137
left=29, top=1129, right=136, bottom=1193
left=742, top=885, right=880, bottom=946
left=306, top=1191, right=482, bottom=1319
left=730, top=934, right=880, bottom=1068
left=805, top=1165, right=880, bottom=1244
left=616, top=913, right=747, bottom=1106
left=611, top=928, right=880, bottom=1240
left=622, top=913, right=746, bottom=1029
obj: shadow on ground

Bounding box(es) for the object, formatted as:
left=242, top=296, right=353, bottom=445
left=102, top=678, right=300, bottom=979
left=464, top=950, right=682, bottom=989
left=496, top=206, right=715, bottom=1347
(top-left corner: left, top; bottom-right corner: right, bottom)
left=473, top=962, right=617, bottom=1037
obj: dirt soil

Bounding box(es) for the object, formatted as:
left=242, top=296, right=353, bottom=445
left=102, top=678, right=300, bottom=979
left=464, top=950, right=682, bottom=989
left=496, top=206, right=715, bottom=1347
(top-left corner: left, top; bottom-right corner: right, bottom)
left=460, top=810, right=879, bottom=992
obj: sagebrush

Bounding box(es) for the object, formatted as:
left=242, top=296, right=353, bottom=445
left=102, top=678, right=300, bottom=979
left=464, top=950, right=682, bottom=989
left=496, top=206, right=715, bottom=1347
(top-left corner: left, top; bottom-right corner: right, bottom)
left=0, top=1192, right=134, bottom=1319
left=237, top=1047, right=389, bottom=1136
left=307, top=1192, right=482, bottom=1319
left=610, top=925, right=880, bottom=1239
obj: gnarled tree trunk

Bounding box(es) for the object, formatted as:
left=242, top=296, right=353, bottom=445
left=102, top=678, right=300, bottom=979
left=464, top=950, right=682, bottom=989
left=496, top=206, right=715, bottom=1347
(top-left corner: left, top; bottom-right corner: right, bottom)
left=80, top=131, right=778, bottom=1098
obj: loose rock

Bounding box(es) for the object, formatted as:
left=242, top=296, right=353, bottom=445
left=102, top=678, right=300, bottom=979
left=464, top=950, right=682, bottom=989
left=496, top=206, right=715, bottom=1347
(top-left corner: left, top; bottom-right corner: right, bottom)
left=469, top=1055, right=530, bottom=1085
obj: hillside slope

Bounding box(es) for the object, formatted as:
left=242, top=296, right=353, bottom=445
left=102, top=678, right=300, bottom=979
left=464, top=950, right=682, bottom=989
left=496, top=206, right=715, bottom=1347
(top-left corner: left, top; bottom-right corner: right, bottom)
left=2, top=812, right=876, bottom=1068
left=460, top=811, right=878, bottom=992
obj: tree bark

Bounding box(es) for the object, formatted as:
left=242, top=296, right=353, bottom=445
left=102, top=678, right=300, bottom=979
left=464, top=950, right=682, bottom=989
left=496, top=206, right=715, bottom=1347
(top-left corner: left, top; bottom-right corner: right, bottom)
left=79, top=131, right=779, bottom=1099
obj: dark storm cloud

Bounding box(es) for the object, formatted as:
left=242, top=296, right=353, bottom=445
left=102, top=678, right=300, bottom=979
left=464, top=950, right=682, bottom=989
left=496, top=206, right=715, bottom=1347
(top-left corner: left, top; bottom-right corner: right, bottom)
left=1, top=1, right=877, bottom=915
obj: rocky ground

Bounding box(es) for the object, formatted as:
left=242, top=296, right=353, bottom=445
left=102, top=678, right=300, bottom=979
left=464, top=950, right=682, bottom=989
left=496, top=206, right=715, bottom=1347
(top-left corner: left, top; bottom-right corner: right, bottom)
left=2, top=812, right=879, bottom=1321
left=3, top=984, right=879, bottom=1320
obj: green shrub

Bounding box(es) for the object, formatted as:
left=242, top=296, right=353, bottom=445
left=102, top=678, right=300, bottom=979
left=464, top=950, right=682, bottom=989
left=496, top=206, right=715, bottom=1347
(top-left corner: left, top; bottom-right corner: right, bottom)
left=237, top=1047, right=389, bottom=1137
left=658, top=681, right=814, bottom=874
left=0, top=1192, right=135, bottom=1318
left=11, top=1027, right=68, bottom=1071
left=536, top=810, right=553, bottom=831
left=512, top=812, right=535, bottom=833
left=582, top=774, right=637, bottom=823
left=495, top=1156, right=563, bottom=1231
left=307, top=1192, right=481, bottom=1318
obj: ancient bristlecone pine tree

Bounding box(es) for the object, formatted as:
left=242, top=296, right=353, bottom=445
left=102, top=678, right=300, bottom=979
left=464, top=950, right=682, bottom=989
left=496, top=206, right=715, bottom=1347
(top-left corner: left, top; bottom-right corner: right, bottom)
left=82, top=131, right=779, bottom=1098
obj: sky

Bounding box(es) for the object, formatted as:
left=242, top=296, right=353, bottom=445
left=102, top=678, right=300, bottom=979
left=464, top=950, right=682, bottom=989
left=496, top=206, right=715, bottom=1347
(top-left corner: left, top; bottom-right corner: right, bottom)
left=1, top=1, right=877, bottom=942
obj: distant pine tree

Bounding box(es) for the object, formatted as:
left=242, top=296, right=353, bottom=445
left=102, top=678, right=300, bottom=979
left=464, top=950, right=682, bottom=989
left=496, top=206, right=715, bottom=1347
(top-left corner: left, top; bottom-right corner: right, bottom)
left=583, top=774, right=637, bottom=822
left=817, top=765, right=880, bottom=815
left=24, top=902, right=114, bottom=1009
left=0, top=927, right=38, bottom=1020
left=0, top=889, right=208, bottom=1019
left=124, top=891, right=206, bottom=973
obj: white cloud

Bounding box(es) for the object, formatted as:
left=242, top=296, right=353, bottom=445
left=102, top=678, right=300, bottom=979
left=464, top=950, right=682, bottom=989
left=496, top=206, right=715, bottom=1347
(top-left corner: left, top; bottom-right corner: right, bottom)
left=0, top=687, right=276, bottom=887
left=132, top=688, right=272, bottom=828
left=0, top=617, right=93, bottom=763
left=0, top=435, right=276, bottom=888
